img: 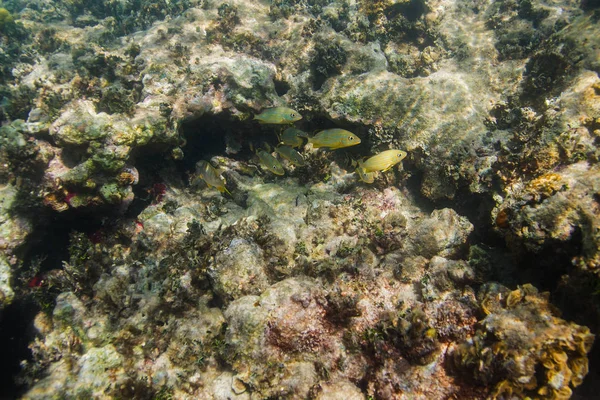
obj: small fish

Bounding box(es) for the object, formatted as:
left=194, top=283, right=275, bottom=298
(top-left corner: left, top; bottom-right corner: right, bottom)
left=355, top=166, right=375, bottom=183
left=308, top=128, right=361, bottom=150
left=253, top=107, right=302, bottom=124
left=275, top=145, right=306, bottom=166
left=257, top=149, right=285, bottom=175
left=359, top=149, right=407, bottom=173
left=197, top=160, right=231, bottom=195
left=280, top=127, right=308, bottom=148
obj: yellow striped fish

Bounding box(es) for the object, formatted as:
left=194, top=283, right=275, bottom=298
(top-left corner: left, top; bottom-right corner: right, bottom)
left=280, top=127, right=308, bottom=148
left=197, top=160, right=231, bottom=195
left=359, top=149, right=407, bottom=173
left=253, top=107, right=302, bottom=124
left=308, top=128, right=361, bottom=150
left=257, top=149, right=285, bottom=175
left=355, top=166, right=375, bottom=183
left=275, top=145, right=306, bottom=166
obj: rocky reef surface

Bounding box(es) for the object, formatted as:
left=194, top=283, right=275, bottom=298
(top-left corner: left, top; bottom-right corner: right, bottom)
left=0, top=0, right=599, bottom=398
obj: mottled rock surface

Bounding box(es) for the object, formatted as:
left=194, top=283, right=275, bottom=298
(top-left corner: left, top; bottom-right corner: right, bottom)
left=0, top=0, right=597, bottom=398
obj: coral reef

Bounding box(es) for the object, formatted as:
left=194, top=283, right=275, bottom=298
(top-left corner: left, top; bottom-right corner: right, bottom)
left=0, top=0, right=598, bottom=398
left=0, top=184, right=34, bottom=310
left=452, top=283, right=594, bottom=399
left=10, top=173, right=591, bottom=398
left=493, top=162, right=600, bottom=273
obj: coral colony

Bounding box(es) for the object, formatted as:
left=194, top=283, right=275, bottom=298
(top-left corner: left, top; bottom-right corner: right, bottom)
left=0, top=1, right=599, bottom=399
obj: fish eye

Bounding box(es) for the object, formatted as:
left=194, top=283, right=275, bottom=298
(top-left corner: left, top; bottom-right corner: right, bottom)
left=291, top=113, right=296, bottom=117
left=348, top=136, right=353, bottom=140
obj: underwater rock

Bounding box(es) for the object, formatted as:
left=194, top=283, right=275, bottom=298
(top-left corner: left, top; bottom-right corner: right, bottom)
left=212, top=371, right=250, bottom=400
left=493, top=161, right=600, bottom=272
left=0, top=255, right=14, bottom=311
left=0, top=184, right=34, bottom=310
left=315, top=380, right=365, bottom=400
left=223, top=278, right=327, bottom=398
left=25, top=291, right=127, bottom=399
left=75, top=345, right=127, bottom=394
left=209, top=237, right=269, bottom=303
left=0, top=184, right=33, bottom=254
left=14, top=171, right=594, bottom=398
left=452, top=282, right=595, bottom=399
left=0, top=0, right=598, bottom=398
left=52, top=291, right=86, bottom=330
left=41, top=99, right=173, bottom=209
left=409, top=208, right=473, bottom=259
left=425, top=256, right=475, bottom=294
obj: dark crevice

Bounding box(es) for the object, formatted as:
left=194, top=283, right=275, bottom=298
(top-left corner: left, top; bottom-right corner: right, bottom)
left=0, top=206, right=106, bottom=398
left=581, top=0, right=600, bottom=10
left=177, top=112, right=373, bottom=174
left=58, top=145, right=88, bottom=169
left=386, top=0, right=427, bottom=22
left=125, top=143, right=176, bottom=219
left=128, top=114, right=381, bottom=219
left=274, top=79, right=290, bottom=96
left=401, top=165, right=436, bottom=214
left=418, top=172, right=579, bottom=292
left=0, top=299, right=39, bottom=399
left=21, top=209, right=105, bottom=274
left=178, top=114, right=231, bottom=172
left=438, top=191, right=503, bottom=247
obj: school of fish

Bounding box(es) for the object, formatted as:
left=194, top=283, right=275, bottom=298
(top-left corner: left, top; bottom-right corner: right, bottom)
left=196, top=107, right=407, bottom=194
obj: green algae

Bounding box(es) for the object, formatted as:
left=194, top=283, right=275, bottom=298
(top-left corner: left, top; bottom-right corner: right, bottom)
left=0, top=7, right=15, bottom=34
left=99, top=182, right=126, bottom=204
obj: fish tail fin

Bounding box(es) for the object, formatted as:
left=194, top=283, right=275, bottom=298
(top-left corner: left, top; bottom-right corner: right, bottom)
left=220, top=186, right=232, bottom=196
left=264, top=142, right=272, bottom=152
